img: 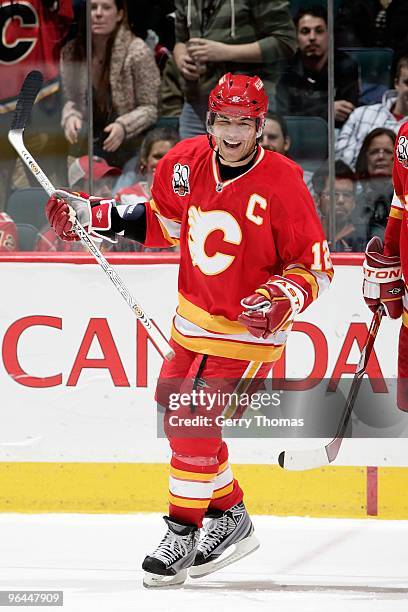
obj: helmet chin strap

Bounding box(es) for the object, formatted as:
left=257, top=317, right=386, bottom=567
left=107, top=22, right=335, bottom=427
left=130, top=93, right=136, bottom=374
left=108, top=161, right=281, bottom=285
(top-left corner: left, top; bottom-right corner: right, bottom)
left=207, top=134, right=259, bottom=164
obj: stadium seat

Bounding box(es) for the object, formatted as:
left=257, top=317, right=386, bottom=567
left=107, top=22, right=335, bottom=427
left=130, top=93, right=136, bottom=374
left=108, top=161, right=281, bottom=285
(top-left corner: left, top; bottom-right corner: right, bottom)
left=338, top=47, right=394, bottom=104
left=155, top=116, right=179, bottom=131
left=16, top=223, right=40, bottom=251
left=284, top=116, right=328, bottom=172
left=6, top=187, right=48, bottom=231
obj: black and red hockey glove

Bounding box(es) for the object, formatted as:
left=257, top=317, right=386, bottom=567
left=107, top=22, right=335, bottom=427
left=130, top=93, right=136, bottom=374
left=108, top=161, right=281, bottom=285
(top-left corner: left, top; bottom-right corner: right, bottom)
left=362, top=236, right=403, bottom=318
left=45, top=189, right=114, bottom=241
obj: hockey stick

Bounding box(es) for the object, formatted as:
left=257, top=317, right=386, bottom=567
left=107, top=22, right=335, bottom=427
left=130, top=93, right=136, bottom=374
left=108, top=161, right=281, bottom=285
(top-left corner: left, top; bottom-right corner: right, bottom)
left=8, top=71, right=174, bottom=361
left=278, top=304, right=385, bottom=470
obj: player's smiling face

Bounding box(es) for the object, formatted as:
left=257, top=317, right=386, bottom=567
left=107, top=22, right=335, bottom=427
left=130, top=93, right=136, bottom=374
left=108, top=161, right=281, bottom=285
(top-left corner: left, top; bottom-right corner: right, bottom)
left=212, top=114, right=258, bottom=165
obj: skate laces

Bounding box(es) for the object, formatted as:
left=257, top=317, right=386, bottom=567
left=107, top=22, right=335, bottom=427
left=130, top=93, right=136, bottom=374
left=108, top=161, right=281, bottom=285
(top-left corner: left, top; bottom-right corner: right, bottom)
left=199, top=514, right=235, bottom=554
left=152, top=529, right=193, bottom=566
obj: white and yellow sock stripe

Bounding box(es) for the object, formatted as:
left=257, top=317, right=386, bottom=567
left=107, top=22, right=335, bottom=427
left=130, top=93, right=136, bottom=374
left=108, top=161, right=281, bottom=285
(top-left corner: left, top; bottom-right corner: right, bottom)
left=168, top=458, right=236, bottom=508
left=169, top=465, right=216, bottom=509
left=211, top=460, right=235, bottom=500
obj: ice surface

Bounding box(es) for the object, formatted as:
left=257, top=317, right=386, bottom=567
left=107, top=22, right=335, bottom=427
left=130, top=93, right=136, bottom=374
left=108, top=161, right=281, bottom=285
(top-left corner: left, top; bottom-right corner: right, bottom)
left=0, top=513, right=407, bottom=611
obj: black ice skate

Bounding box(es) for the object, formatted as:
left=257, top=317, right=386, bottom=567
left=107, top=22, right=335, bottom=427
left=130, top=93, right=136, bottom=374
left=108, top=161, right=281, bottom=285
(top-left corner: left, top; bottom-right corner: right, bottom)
left=189, top=501, right=260, bottom=578
left=142, top=516, right=199, bottom=588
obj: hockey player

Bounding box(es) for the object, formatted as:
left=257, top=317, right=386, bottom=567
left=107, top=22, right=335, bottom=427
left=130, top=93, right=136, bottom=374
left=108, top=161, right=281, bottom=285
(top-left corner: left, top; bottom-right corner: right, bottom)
left=44, top=73, right=333, bottom=587
left=363, top=122, right=408, bottom=410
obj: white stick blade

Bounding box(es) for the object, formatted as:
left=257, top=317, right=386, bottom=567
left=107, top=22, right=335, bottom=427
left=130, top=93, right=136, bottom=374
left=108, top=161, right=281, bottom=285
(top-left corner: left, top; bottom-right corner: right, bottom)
left=278, top=447, right=330, bottom=471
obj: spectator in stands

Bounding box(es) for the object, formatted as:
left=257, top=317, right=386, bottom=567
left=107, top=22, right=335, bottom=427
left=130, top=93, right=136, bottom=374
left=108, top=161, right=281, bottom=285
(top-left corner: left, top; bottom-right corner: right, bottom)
left=0, top=212, right=18, bottom=251
left=173, top=0, right=296, bottom=138
left=355, top=127, right=396, bottom=243
left=60, top=0, right=160, bottom=168
left=126, top=0, right=176, bottom=71
left=260, top=112, right=291, bottom=155
left=36, top=156, right=121, bottom=251
left=115, top=127, right=179, bottom=200
left=335, top=0, right=408, bottom=53
left=113, top=128, right=179, bottom=252
left=259, top=111, right=317, bottom=192
left=126, top=1, right=175, bottom=50
left=312, top=160, right=366, bottom=252
left=69, top=156, right=122, bottom=198
left=159, top=56, right=184, bottom=129
left=277, top=5, right=360, bottom=128
left=113, top=127, right=179, bottom=252
left=0, top=0, right=73, bottom=210
left=336, top=55, right=408, bottom=169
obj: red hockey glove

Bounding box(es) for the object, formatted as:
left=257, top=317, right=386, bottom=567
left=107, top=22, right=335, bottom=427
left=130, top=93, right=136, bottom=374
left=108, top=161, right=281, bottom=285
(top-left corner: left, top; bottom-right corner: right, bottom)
left=45, top=190, right=114, bottom=241
left=238, top=277, right=304, bottom=339
left=363, top=236, right=403, bottom=318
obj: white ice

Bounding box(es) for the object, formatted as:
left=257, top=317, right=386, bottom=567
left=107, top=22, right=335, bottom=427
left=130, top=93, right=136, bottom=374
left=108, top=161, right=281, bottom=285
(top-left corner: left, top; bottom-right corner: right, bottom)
left=0, top=513, right=407, bottom=612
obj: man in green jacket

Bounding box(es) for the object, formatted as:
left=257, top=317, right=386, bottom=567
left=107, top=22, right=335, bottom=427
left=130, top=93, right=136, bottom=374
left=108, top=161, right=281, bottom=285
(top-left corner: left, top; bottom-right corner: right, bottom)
left=173, top=0, right=296, bottom=138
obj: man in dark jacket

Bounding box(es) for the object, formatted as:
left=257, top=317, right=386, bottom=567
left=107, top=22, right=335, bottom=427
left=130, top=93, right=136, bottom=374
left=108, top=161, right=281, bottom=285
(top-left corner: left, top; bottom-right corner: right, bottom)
left=335, top=0, right=408, bottom=53
left=277, top=4, right=360, bottom=127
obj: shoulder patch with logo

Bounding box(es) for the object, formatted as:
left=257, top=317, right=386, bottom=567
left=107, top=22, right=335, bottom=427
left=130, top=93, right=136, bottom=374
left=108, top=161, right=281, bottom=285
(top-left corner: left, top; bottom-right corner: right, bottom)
left=172, top=163, right=190, bottom=196
left=397, top=135, right=408, bottom=168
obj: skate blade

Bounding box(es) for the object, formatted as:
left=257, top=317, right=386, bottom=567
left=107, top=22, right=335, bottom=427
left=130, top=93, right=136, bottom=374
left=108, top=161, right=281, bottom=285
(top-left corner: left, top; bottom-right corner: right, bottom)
left=189, top=533, right=260, bottom=578
left=143, top=568, right=187, bottom=588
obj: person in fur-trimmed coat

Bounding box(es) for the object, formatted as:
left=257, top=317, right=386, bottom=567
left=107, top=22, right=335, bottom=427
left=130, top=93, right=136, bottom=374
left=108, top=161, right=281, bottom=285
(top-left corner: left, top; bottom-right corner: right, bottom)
left=60, top=0, right=160, bottom=167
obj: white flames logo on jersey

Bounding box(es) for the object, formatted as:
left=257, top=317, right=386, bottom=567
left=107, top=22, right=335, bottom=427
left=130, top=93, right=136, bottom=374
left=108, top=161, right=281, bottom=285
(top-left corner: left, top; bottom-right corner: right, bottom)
left=172, top=163, right=190, bottom=196
left=188, top=206, right=242, bottom=275
left=397, top=135, right=408, bottom=169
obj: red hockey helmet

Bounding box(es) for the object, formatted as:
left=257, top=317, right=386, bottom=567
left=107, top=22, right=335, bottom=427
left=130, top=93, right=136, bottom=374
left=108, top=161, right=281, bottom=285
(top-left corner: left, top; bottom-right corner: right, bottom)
left=207, top=73, right=269, bottom=138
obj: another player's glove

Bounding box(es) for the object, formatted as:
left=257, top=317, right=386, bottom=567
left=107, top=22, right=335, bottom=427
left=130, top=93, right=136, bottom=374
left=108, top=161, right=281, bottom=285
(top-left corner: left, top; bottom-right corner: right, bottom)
left=45, top=189, right=114, bottom=241
left=362, top=236, right=403, bottom=318
left=238, top=277, right=303, bottom=339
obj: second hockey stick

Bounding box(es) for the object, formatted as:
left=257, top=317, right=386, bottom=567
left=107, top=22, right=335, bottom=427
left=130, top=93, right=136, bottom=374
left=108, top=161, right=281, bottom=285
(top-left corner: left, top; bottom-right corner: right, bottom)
left=278, top=304, right=385, bottom=470
left=8, top=70, right=174, bottom=361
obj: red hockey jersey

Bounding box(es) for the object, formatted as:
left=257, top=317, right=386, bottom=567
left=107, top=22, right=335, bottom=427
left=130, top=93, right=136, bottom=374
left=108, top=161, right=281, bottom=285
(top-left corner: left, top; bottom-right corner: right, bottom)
left=0, top=211, right=17, bottom=250
left=145, top=136, right=333, bottom=361
left=0, top=0, right=72, bottom=113
left=384, top=122, right=408, bottom=326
